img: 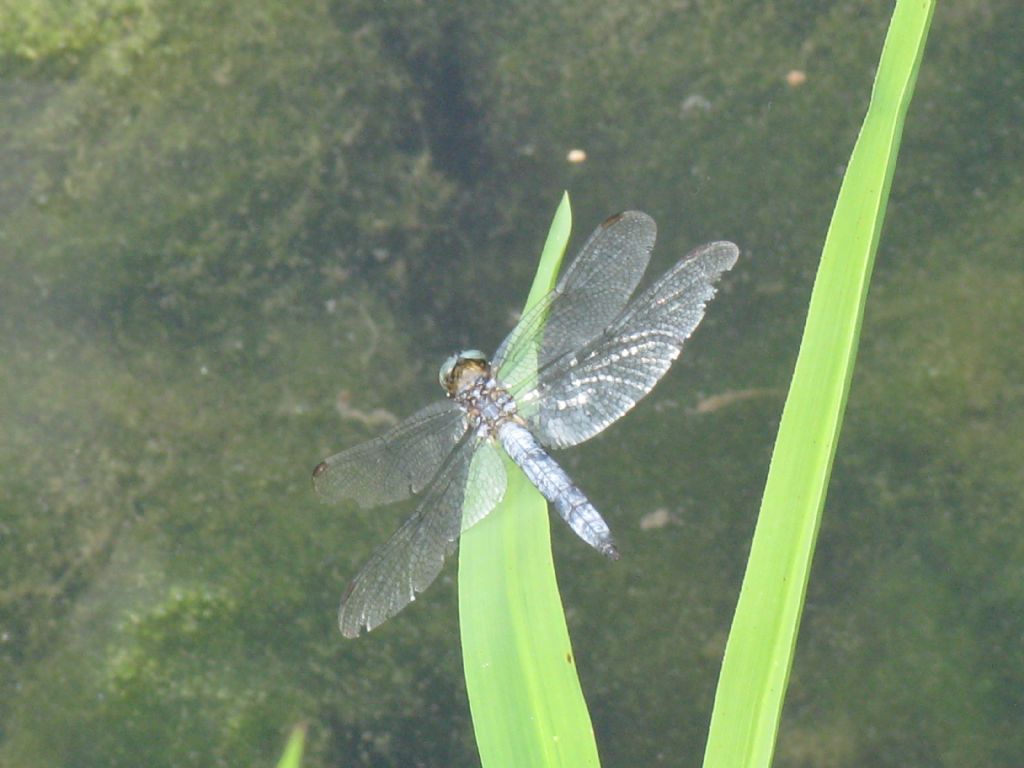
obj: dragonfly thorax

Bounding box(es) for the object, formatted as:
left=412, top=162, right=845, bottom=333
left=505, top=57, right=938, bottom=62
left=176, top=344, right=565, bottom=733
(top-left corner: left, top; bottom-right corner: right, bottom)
left=440, top=350, right=519, bottom=436
left=457, top=375, right=519, bottom=438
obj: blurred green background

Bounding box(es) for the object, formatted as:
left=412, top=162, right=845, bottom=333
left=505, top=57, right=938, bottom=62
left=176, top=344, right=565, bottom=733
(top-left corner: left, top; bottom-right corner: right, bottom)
left=1, top=1, right=1021, bottom=766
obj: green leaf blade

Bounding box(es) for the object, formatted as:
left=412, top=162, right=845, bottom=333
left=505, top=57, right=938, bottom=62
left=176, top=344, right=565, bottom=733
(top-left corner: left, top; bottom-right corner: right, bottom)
left=459, top=193, right=601, bottom=768
left=275, top=723, right=307, bottom=768
left=702, top=2, right=935, bottom=766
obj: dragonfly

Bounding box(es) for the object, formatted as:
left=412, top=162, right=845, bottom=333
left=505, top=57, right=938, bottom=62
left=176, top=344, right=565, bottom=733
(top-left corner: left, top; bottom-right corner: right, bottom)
left=313, top=211, right=738, bottom=637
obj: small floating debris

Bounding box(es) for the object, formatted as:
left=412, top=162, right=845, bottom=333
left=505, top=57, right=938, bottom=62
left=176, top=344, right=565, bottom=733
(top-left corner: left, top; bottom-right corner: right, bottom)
left=785, top=69, right=808, bottom=88
left=680, top=94, right=712, bottom=117
left=335, top=390, right=398, bottom=428
left=640, top=508, right=673, bottom=531
left=693, top=388, right=780, bottom=414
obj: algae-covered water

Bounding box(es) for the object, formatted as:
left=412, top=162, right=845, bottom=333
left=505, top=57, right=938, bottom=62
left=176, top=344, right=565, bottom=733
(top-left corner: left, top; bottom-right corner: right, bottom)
left=2, top=2, right=1022, bottom=766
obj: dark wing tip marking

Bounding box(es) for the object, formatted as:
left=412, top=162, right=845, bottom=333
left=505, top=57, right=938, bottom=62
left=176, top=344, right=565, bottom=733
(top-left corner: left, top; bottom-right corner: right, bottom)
left=311, top=460, right=332, bottom=502
left=601, top=211, right=627, bottom=228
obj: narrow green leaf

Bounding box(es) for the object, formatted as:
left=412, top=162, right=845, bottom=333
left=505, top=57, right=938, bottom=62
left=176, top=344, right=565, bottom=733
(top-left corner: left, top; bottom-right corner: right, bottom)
left=702, top=2, right=935, bottom=766
left=460, top=193, right=601, bottom=768
left=275, top=723, right=307, bottom=768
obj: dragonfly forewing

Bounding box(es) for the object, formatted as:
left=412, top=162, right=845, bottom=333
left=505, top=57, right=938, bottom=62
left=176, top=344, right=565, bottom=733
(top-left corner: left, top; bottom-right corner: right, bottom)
left=495, top=211, right=656, bottom=393
left=313, top=400, right=466, bottom=508
left=520, top=240, right=739, bottom=448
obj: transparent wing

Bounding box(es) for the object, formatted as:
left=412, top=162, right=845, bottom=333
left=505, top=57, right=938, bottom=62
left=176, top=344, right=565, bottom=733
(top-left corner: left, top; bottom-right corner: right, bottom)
left=517, top=241, right=739, bottom=449
left=461, top=441, right=508, bottom=531
left=338, top=435, right=507, bottom=638
left=312, top=400, right=466, bottom=508
left=494, top=211, right=657, bottom=392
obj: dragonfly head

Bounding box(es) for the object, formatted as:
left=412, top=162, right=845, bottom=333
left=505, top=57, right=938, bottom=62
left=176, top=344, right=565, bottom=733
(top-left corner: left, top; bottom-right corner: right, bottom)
left=439, top=349, right=491, bottom=397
